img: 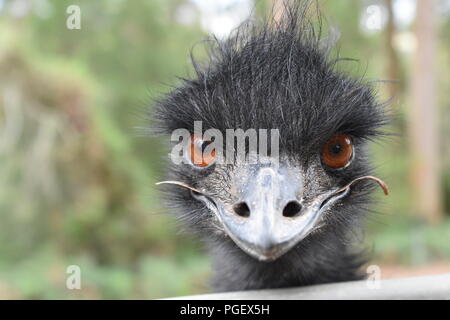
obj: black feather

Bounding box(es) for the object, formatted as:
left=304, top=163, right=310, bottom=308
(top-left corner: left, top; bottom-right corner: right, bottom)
left=151, top=0, right=388, bottom=291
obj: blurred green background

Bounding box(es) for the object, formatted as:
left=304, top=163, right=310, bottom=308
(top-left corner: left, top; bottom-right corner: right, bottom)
left=0, top=0, right=449, bottom=299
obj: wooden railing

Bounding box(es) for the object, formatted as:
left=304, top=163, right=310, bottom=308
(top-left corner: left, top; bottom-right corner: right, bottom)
left=169, top=273, right=450, bottom=300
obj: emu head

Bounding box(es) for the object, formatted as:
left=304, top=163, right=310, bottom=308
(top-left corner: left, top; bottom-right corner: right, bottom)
left=153, top=4, right=388, bottom=262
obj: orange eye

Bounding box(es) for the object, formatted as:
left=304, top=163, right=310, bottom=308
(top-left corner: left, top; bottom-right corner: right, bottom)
left=321, top=134, right=353, bottom=169
left=188, top=134, right=216, bottom=167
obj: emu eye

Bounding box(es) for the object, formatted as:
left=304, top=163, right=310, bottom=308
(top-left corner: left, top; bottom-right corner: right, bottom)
left=187, top=134, right=216, bottom=167
left=321, top=134, right=353, bottom=169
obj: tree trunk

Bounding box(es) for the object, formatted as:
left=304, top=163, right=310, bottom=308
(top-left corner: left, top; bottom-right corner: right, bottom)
left=272, top=0, right=285, bottom=24
left=408, top=0, right=442, bottom=224
left=384, top=0, right=401, bottom=104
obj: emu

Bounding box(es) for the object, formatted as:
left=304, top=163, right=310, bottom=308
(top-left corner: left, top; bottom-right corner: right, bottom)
left=152, top=2, right=389, bottom=292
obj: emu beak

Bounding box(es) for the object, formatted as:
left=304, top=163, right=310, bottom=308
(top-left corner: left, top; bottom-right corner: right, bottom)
left=204, top=166, right=350, bottom=261
left=157, top=171, right=387, bottom=262
left=168, top=164, right=347, bottom=262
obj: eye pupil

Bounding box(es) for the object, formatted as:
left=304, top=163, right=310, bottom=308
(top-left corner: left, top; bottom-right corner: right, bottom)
left=329, top=142, right=342, bottom=155
left=321, top=134, right=353, bottom=169
left=201, top=140, right=211, bottom=152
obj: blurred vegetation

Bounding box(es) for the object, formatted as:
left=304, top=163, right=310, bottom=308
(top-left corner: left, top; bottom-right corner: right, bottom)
left=0, top=0, right=448, bottom=299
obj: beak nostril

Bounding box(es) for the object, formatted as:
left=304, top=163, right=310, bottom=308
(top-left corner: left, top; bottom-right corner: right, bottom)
left=282, top=201, right=302, bottom=218
left=233, top=202, right=251, bottom=218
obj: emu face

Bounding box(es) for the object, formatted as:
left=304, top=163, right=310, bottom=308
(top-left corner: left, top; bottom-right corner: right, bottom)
left=188, top=155, right=359, bottom=261
left=153, top=6, right=387, bottom=264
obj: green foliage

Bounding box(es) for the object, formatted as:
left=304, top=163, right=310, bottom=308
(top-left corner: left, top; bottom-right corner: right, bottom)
left=0, top=0, right=448, bottom=299
left=0, top=0, right=207, bottom=299
left=370, top=218, right=450, bottom=264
